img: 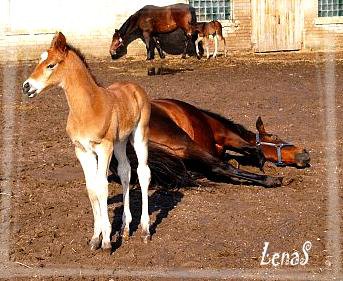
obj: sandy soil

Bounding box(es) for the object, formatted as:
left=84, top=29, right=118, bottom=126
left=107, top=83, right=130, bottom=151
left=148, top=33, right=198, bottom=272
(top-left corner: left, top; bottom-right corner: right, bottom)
left=1, top=51, right=343, bottom=279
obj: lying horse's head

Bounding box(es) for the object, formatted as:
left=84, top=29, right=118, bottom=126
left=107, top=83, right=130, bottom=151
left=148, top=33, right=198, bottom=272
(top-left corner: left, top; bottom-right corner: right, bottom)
left=109, top=29, right=124, bottom=59
left=255, top=117, right=310, bottom=168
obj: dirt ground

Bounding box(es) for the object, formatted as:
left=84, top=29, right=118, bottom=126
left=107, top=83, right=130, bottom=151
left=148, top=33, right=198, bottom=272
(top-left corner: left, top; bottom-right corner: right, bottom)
left=1, top=51, right=343, bottom=279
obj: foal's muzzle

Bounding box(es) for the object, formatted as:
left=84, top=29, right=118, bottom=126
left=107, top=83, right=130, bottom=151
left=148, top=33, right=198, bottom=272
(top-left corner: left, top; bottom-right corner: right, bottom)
left=22, top=81, right=38, bottom=98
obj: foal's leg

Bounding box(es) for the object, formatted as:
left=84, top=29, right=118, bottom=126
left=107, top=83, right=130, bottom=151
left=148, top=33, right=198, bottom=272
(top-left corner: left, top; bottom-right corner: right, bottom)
left=114, top=140, right=132, bottom=241
left=131, top=125, right=151, bottom=243
left=222, top=36, right=227, bottom=57
left=75, top=147, right=102, bottom=250
left=213, top=35, right=219, bottom=58
left=204, top=37, right=210, bottom=59
left=95, top=141, right=114, bottom=250
left=195, top=36, right=203, bottom=59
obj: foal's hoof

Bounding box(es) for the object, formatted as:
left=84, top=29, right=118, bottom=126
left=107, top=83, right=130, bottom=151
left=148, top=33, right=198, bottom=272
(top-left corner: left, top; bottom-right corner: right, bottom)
left=101, top=241, right=112, bottom=252
left=181, top=54, right=187, bottom=59
left=141, top=233, right=150, bottom=244
left=141, top=228, right=150, bottom=244
left=89, top=237, right=101, bottom=251
left=120, top=228, right=130, bottom=242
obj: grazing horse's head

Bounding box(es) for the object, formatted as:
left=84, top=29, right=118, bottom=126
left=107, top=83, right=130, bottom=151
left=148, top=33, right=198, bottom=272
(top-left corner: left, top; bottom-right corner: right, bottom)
left=109, top=29, right=124, bottom=59
left=22, top=32, right=68, bottom=98
left=255, top=117, right=310, bottom=168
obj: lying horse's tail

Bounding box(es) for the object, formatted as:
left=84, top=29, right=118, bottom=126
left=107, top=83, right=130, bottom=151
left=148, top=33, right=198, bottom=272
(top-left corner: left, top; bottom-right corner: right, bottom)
left=109, top=142, right=195, bottom=188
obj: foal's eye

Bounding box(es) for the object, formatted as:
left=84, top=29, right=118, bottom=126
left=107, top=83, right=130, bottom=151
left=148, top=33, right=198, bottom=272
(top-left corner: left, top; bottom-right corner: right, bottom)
left=47, top=63, right=56, bottom=69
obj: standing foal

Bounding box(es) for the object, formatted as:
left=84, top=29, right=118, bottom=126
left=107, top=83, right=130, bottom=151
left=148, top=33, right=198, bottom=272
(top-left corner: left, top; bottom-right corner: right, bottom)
left=22, top=32, right=151, bottom=251
left=193, top=20, right=227, bottom=59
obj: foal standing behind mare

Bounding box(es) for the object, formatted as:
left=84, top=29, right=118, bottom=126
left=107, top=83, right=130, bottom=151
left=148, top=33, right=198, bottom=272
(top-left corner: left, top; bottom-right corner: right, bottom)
left=22, top=32, right=152, bottom=251
left=193, top=20, right=227, bottom=59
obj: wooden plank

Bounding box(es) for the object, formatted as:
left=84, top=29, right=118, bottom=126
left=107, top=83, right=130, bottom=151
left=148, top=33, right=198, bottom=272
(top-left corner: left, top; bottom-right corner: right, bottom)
left=252, top=0, right=303, bottom=52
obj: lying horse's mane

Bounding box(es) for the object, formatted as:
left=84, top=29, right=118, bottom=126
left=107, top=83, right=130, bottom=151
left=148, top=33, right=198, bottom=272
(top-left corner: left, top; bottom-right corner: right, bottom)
left=201, top=109, right=256, bottom=140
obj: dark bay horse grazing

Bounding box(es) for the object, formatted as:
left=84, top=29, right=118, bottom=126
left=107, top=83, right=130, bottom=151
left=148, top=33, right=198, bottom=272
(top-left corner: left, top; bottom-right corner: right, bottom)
left=23, top=32, right=152, bottom=251
left=111, top=99, right=310, bottom=188
left=109, top=4, right=196, bottom=60
left=193, top=20, right=227, bottom=59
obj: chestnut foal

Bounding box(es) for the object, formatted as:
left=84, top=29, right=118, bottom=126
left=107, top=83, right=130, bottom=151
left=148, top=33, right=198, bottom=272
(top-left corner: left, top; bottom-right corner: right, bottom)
left=193, top=20, right=227, bottom=59
left=22, top=32, right=151, bottom=251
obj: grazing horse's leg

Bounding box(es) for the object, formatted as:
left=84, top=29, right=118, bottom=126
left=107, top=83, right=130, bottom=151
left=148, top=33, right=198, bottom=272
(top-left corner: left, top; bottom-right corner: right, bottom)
left=143, top=31, right=155, bottom=60
left=75, top=147, right=102, bottom=250
left=114, top=140, right=132, bottom=241
left=131, top=123, right=151, bottom=243
left=94, top=141, right=114, bottom=250
left=153, top=36, right=165, bottom=59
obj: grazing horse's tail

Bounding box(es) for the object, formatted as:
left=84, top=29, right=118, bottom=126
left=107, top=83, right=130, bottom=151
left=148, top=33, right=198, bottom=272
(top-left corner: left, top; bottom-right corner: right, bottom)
left=109, top=142, right=196, bottom=188
left=189, top=6, right=197, bottom=25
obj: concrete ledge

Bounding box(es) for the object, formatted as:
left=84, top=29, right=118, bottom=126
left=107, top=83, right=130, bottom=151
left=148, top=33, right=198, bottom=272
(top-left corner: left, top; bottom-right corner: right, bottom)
left=0, top=33, right=147, bottom=62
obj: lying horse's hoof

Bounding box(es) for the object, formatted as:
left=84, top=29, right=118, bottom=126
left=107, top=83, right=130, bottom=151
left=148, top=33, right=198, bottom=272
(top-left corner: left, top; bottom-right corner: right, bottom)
left=265, top=176, right=283, bottom=188
left=89, top=237, right=101, bottom=251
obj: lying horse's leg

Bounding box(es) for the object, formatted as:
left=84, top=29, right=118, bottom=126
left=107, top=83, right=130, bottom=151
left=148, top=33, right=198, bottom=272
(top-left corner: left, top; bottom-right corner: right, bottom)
left=75, top=147, right=102, bottom=250
left=131, top=123, right=151, bottom=243
left=187, top=146, right=282, bottom=188
left=114, top=140, right=132, bottom=241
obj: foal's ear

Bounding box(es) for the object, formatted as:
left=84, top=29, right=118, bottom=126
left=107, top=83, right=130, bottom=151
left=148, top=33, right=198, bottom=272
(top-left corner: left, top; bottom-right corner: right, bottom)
left=51, top=31, right=67, bottom=53
left=256, top=116, right=266, bottom=134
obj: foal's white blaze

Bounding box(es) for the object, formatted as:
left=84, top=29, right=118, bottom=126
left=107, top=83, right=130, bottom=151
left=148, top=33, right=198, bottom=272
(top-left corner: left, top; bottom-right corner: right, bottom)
left=40, top=51, right=48, bottom=62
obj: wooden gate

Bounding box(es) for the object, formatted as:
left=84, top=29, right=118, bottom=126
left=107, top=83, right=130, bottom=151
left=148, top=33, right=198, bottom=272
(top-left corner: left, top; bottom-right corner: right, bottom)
left=252, top=0, right=303, bottom=52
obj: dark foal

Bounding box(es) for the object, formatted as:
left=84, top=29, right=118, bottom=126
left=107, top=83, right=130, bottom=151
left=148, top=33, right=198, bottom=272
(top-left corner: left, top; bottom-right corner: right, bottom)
left=193, top=20, right=227, bottom=59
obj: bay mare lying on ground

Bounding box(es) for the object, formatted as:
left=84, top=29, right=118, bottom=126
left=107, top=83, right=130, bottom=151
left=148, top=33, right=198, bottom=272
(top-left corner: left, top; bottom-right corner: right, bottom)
left=110, top=99, right=310, bottom=188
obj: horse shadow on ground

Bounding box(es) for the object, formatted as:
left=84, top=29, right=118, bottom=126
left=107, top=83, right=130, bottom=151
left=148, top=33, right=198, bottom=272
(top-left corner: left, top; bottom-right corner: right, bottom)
left=107, top=185, right=184, bottom=253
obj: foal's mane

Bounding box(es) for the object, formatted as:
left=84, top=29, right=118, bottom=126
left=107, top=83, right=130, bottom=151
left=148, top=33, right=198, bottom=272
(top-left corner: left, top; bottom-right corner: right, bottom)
left=66, top=43, right=89, bottom=68
left=201, top=109, right=256, bottom=140
left=66, top=43, right=100, bottom=85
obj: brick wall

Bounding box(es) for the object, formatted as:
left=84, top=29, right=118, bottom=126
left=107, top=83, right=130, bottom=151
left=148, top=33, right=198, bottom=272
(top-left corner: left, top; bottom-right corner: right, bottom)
left=224, top=0, right=252, bottom=51
left=303, top=1, right=343, bottom=50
